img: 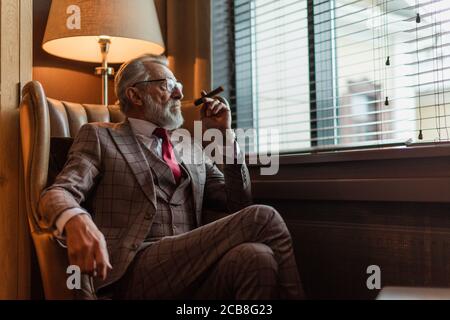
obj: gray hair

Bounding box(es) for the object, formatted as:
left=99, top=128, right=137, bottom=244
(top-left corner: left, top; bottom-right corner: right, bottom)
left=114, top=54, right=169, bottom=114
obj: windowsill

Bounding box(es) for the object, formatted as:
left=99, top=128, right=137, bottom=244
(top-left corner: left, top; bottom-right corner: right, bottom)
left=246, top=142, right=450, bottom=203
left=247, top=141, right=450, bottom=167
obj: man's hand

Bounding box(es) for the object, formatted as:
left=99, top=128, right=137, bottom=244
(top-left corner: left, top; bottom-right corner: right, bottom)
left=200, top=94, right=232, bottom=133
left=65, top=214, right=112, bottom=280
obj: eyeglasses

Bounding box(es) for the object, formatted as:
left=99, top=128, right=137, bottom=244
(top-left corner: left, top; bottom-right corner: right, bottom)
left=132, top=78, right=183, bottom=94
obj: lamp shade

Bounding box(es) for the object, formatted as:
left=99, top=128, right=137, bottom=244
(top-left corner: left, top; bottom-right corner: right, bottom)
left=43, top=0, right=165, bottom=63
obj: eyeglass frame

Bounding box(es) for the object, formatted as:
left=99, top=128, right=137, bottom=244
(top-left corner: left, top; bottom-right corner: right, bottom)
left=132, top=78, right=183, bottom=94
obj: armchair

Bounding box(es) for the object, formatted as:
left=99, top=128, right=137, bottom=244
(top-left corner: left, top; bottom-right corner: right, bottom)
left=20, top=81, right=126, bottom=299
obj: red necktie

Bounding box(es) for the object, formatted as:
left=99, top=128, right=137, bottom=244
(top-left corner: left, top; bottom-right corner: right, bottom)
left=153, top=128, right=182, bottom=184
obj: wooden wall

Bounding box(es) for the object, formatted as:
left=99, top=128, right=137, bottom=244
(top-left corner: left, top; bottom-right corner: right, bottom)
left=249, top=146, right=450, bottom=299
left=0, top=0, right=33, bottom=299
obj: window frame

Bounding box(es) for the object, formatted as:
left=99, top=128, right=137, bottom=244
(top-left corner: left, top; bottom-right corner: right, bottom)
left=212, top=0, right=450, bottom=162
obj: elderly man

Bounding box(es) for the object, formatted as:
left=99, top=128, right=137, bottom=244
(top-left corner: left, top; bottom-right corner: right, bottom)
left=38, top=54, right=304, bottom=300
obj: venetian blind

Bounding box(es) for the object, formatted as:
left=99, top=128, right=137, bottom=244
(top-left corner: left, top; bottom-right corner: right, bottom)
left=213, top=0, right=450, bottom=154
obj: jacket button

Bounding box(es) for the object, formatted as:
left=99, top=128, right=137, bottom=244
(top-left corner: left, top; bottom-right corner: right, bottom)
left=131, top=244, right=139, bottom=250
left=144, top=213, right=152, bottom=220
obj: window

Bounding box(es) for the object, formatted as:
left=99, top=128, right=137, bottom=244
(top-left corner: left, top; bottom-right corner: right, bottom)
left=212, top=0, right=450, bottom=154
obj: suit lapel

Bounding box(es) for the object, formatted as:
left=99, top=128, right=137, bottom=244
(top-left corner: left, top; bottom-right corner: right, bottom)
left=107, top=121, right=157, bottom=210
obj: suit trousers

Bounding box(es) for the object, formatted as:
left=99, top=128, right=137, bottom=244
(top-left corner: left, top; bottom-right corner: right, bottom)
left=112, top=204, right=304, bottom=300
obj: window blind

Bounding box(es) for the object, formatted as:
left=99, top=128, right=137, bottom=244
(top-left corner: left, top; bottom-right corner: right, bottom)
left=212, top=0, right=450, bottom=154
left=212, top=0, right=237, bottom=124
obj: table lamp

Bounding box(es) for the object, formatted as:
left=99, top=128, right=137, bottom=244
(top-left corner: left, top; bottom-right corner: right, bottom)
left=42, top=0, right=165, bottom=105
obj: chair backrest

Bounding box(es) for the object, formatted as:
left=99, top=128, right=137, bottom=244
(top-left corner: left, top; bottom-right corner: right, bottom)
left=20, top=81, right=126, bottom=232
left=19, top=81, right=126, bottom=300
left=45, top=98, right=125, bottom=139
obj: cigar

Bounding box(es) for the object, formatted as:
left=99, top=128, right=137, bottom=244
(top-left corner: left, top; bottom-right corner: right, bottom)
left=194, top=86, right=225, bottom=106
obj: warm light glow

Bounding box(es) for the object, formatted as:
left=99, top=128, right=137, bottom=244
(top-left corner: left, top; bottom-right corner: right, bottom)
left=43, top=36, right=165, bottom=63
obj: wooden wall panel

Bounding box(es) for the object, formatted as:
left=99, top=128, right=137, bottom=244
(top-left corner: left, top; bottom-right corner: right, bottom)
left=18, top=0, right=33, bottom=299
left=250, top=150, right=450, bottom=299
left=0, top=0, right=32, bottom=299
left=256, top=199, right=450, bottom=299
left=0, top=0, right=21, bottom=300
left=250, top=146, right=450, bottom=203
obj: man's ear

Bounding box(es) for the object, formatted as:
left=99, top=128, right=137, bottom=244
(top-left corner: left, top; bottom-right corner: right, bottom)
left=125, top=87, right=144, bottom=107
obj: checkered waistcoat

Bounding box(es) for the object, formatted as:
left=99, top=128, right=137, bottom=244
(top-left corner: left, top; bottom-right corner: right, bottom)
left=140, top=140, right=197, bottom=241
left=38, top=120, right=252, bottom=291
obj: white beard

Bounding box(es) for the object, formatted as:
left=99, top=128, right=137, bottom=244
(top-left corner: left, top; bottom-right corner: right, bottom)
left=142, top=95, right=184, bottom=130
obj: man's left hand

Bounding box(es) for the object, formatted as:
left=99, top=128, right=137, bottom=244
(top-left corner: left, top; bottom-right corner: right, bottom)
left=200, top=95, right=232, bottom=133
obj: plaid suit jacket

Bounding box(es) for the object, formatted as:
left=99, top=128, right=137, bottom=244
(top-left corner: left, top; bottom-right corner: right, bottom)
left=38, top=120, right=252, bottom=289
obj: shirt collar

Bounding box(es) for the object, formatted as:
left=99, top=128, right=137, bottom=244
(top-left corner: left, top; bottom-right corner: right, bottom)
left=128, top=117, right=159, bottom=138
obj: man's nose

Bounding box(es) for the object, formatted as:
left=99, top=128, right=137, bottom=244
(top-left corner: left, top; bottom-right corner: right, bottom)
left=171, top=87, right=183, bottom=100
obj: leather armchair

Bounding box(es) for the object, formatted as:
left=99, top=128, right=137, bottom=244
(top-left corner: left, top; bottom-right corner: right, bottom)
left=20, top=81, right=128, bottom=299
left=19, top=80, right=223, bottom=300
